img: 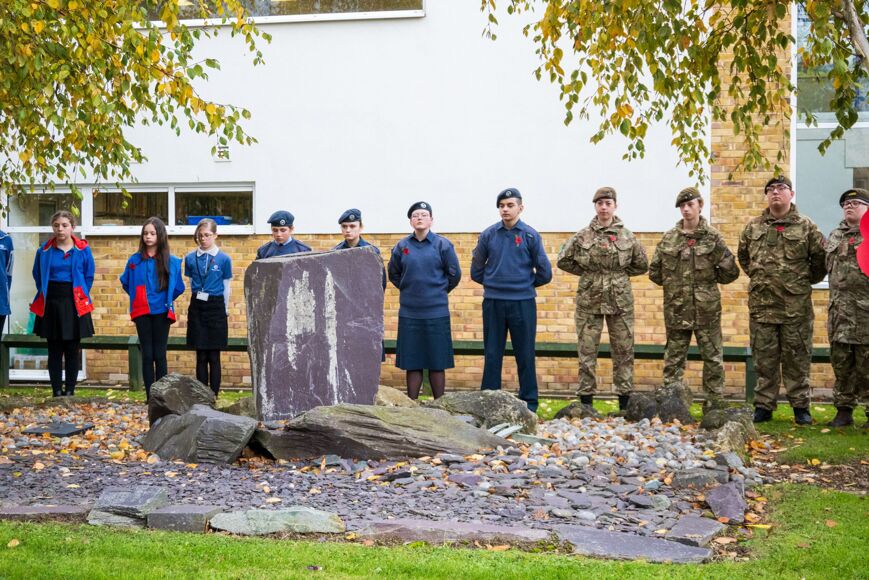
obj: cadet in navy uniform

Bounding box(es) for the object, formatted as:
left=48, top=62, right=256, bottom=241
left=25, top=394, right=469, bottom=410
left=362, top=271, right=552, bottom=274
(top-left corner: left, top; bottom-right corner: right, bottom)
left=333, top=208, right=387, bottom=289
left=388, top=202, right=462, bottom=400
left=0, top=227, right=12, bottom=343
left=255, top=210, right=312, bottom=259
left=471, top=188, right=553, bottom=412
left=184, top=218, right=233, bottom=395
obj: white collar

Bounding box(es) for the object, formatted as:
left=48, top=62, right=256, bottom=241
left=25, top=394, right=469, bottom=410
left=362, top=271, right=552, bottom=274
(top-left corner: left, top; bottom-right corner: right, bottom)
left=196, top=245, right=220, bottom=257
left=278, top=237, right=294, bottom=246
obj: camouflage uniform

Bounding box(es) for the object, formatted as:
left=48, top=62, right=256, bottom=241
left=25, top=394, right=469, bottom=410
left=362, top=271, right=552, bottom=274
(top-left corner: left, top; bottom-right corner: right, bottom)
left=737, top=204, right=826, bottom=411
left=826, top=220, right=869, bottom=411
left=558, top=217, right=648, bottom=395
left=649, top=217, right=740, bottom=402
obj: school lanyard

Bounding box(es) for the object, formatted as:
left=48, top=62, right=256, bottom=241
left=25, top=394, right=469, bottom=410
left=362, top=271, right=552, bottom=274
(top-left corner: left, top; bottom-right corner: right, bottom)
left=195, top=253, right=215, bottom=290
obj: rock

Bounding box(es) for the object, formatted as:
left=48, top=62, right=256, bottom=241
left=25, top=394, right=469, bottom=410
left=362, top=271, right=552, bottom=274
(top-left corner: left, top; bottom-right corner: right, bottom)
left=705, top=482, right=746, bottom=524
left=425, top=390, right=537, bottom=434
left=22, top=421, right=93, bottom=437
left=700, top=405, right=753, bottom=430
left=88, top=486, right=168, bottom=527
left=627, top=494, right=671, bottom=510
left=671, top=468, right=726, bottom=489
left=713, top=420, right=758, bottom=454
left=624, top=393, right=658, bottom=422
left=259, top=405, right=507, bottom=460
left=554, top=402, right=602, bottom=420
left=554, top=524, right=711, bottom=563
left=714, top=452, right=744, bottom=470
left=667, top=515, right=726, bottom=547
left=248, top=427, right=296, bottom=460
left=142, top=404, right=257, bottom=464
left=219, top=396, right=258, bottom=420
left=209, top=507, right=345, bottom=535
left=147, top=505, right=223, bottom=533
left=148, top=374, right=215, bottom=425
left=374, top=385, right=418, bottom=408
left=356, top=519, right=549, bottom=544
left=510, top=433, right=557, bottom=446
left=0, top=505, right=90, bottom=523
left=655, top=383, right=696, bottom=425
left=245, top=247, right=384, bottom=422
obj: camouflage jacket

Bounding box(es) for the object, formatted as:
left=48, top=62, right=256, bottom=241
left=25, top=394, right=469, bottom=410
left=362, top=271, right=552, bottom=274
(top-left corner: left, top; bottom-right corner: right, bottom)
left=826, top=220, right=869, bottom=344
left=557, top=217, right=648, bottom=315
left=649, top=217, right=740, bottom=329
left=737, top=204, right=826, bottom=323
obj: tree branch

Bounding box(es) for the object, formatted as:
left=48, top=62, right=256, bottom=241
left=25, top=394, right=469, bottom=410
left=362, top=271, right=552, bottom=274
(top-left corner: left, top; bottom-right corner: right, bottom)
left=841, top=0, right=869, bottom=74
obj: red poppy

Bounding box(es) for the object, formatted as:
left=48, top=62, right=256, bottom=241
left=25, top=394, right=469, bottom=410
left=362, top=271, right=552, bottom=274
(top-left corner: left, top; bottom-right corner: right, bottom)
left=775, top=225, right=785, bottom=232
left=609, top=235, right=616, bottom=242
left=515, top=235, right=522, bottom=246
left=402, top=248, right=409, bottom=255
left=129, top=263, right=136, bottom=270
left=687, top=239, right=696, bottom=247
left=849, top=237, right=855, bottom=245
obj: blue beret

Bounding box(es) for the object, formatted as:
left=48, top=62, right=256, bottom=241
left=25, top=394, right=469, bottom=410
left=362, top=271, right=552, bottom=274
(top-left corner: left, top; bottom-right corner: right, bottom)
left=496, top=188, right=522, bottom=206
left=338, top=208, right=362, bottom=224
left=407, top=201, right=432, bottom=218
left=267, top=210, right=294, bottom=227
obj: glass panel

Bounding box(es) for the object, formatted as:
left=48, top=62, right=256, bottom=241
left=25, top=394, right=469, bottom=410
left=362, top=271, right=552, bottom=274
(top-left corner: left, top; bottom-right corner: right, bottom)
left=175, top=191, right=253, bottom=226
left=796, top=6, right=869, bottom=116
left=150, top=0, right=422, bottom=20
left=8, top=233, right=48, bottom=374
left=796, top=126, right=869, bottom=237
left=7, top=193, right=79, bottom=227
left=92, top=191, right=168, bottom=226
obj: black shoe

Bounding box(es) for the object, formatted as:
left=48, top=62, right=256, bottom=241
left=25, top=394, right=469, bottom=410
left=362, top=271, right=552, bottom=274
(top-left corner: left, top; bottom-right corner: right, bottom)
left=579, top=395, right=594, bottom=406
left=793, top=407, right=813, bottom=425
left=753, top=407, right=773, bottom=423
left=52, top=390, right=63, bottom=398
left=618, top=395, right=630, bottom=411
left=828, top=407, right=854, bottom=428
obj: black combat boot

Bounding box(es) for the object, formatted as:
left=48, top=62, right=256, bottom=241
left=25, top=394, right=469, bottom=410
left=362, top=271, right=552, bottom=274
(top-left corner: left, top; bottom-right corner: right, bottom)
left=618, top=395, right=630, bottom=411
left=827, top=407, right=854, bottom=428
left=579, top=395, right=594, bottom=406
left=793, top=407, right=813, bottom=425
left=753, top=406, right=773, bottom=423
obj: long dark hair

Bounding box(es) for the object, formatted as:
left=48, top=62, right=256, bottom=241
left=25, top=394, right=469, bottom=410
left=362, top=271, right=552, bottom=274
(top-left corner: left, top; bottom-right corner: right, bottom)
left=139, top=217, right=170, bottom=291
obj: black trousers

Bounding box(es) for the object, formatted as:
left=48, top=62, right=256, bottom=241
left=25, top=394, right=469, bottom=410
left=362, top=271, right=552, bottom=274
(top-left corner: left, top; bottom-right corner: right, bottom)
left=196, top=349, right=221, bottom=395
left=134, top=314, right=171, bottom=398
left=481, top=298, right=540, bottom=412
left=47, top=339, right=80, bottom=396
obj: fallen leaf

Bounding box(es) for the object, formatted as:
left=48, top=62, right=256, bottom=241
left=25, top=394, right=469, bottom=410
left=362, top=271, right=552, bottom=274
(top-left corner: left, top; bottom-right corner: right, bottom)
left=118, top=439, right=130, bottom=450
left=345, top=532, right=357, bottom=540
left=819, top=428, right=830, bottom=434
left=7, top=539, right=19, bottom=548
left=146, top=455, right=160, bottom=464
left=714, top=537, right=737, bottom=544
left=717, top=517, right=731, bottom=524
left=746, top=524, right=771, bottom=530
left=825, top=520, right=837, bottom=528
left=744, top=513, right=761, bottom=523
left=796, top=542, right=811, bottom=549
left=308, top=487, right=321, bottom=495
left=265, top=497, right=282, bottom=504
left=809, top=458, right=821, bottom=466
left=109, top=451, right=125, bottom=461
left=185, top=463, right=198, bottom=469
left=486, top=545, right=510, bottom=552
left=0, top=457, right=12, bottom=465
left=32, top=462, right=46, bottom=471
left=66, top=484, right=80, bottom=489
left=654, top=529, right=668, bottom=534
left=165, top=471, right=177, bottom=478
left=362, top=539, right=375, bottom=547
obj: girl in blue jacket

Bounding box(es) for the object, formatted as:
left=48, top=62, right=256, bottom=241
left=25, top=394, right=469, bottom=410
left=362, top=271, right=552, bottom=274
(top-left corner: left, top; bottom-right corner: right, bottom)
left=30, top=210, right=95, bottom=397
left=120, top=217, right=185, bottom=399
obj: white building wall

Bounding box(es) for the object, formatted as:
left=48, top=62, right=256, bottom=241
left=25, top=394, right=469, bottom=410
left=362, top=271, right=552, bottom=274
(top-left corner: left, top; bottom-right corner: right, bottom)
left=123, top=2, right=704, bottom=234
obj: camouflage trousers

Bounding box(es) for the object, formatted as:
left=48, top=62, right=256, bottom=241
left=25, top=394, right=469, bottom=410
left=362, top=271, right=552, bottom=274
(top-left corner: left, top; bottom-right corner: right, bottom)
left=830, top=341, right=869, bottom=409
left=575, top=310, right=634, bottom=396
left=749, top=318, right=812, bottom=411
left=663, top=326, right=725, bottom=401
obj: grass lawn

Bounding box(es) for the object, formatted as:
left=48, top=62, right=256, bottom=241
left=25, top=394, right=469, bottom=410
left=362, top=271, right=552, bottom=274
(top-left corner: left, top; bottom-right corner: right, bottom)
left=0, top=484, right=864, bottom=579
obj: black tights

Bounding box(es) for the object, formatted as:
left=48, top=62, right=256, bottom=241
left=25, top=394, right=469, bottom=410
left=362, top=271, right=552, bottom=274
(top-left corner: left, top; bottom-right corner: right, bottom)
left=196, top=349, right=222, bottom=395
left=47, top=339, right=80, bottom=396
left=134, top=314, right=171, bottom=399
left=406, top=370, right=445, bottom=400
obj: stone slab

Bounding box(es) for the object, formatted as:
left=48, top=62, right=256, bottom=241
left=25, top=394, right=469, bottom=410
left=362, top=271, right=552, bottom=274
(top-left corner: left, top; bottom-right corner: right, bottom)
left=210, top=507, right=345, bottom=535
left=356, top=519, right=550, bottom=545
left=22, top=422, right=93, bottom=437
left=245, top=247, right=384, bottom=422
left=667, top=515, right=726, bottom=547
left=88, top=485, right=168, bottom=527
left=143, top=405, right=258, bottom=464
left=147, top=505, right=223, bottom=533
left=671, top=468, right=728, bottom=489
left=554, top=525, right=712, bottom=563
left=0, top=505, right=90, bottom=523
left=705, top=482, right=746, bottom=524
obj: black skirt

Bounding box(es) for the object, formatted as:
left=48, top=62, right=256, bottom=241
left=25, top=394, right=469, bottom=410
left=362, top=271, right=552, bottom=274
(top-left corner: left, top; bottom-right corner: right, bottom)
left=34, top=282, right=95, bottom=341
left=395, top=315, right=454, bottom=371
left=186, top=294, right=228, bottom=350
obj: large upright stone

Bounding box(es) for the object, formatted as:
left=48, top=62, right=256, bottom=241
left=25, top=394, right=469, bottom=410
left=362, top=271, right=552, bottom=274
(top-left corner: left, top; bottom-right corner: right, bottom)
left=245, top=247, right=384, bottom=421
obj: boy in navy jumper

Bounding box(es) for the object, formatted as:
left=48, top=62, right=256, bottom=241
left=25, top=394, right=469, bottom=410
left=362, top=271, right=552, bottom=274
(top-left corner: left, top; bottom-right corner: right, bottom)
left=256, top=210, right=312, bottom=259
left=471, top=188, right=552, bottom=412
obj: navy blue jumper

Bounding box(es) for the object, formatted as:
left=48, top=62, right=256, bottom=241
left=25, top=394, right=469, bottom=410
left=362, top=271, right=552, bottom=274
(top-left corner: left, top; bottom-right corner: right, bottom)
left=470, top=219, right=553, bottom=412
left=388, top=232, right=461, bottom=319
left=256, top=239, right=311, bottom=260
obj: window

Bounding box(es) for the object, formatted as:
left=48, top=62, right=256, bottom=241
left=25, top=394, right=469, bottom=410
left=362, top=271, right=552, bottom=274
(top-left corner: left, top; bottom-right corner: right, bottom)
left=93, top=190, right=168, bottom=226
left=175, top=189, right=253, bottom=226
left=7, top=192, right=80, bottom=228
left=150, top=0, right=424, bottom=22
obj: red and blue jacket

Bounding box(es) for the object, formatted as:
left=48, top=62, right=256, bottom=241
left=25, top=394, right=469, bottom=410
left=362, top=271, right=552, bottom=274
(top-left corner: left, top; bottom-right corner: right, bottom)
left=30, top=235, right=95, bottom=318
left=120, top=253, right=185, bottom=322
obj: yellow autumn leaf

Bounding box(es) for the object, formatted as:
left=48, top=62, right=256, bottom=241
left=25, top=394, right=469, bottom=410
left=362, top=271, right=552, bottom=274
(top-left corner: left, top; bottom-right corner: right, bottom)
left=32, top=21, right=45, bottom=34
left=810, top=458, right=821, bottom=466
left=165, top=471, right=177, bottom=478
left=33, top=462, right=46, bottom=471
left=205, top=103, right=217, bottom=116
left=746, top=524, right=771, bottom=530
left=118, top=439, right=130, bottom=450
left=7, top=539, right=20, bottom=548
left=109, top=451, right=125, bottom=460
